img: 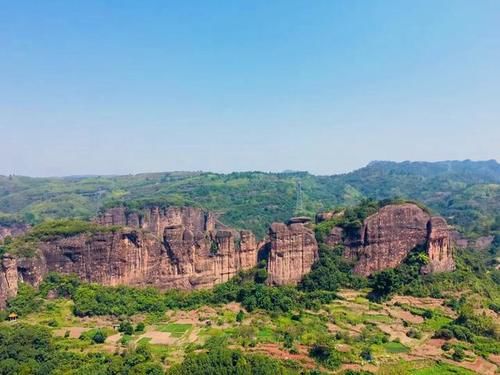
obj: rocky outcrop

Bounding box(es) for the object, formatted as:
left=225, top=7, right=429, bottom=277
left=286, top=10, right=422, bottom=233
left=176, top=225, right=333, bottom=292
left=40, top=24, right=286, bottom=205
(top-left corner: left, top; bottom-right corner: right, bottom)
left=267, top=222, right=318, bottom=285
left=451, top=231, right=495, bottom=251
left=339, top=204, right=455, bottom=276
left=0, top=223, right=30, bottom=242
left=0, top=255, right=18, bottom=309
left=0, top=206, right=323, bottom=308
left=95, top=206, right=216, bottom=238
left=47, top=207, right=258, bottom=289
left=0, top=203, right=456, bottom=308
left=421, top=217, right=454, bottom=274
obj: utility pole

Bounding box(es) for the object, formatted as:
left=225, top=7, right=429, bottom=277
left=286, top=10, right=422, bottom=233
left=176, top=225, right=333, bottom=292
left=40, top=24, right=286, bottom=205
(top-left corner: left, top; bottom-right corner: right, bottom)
left=294, top=180, right=303, bottom=215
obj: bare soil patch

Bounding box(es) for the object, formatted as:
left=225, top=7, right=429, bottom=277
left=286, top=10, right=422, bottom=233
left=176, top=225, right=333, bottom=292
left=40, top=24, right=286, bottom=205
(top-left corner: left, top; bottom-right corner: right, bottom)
left=337, top=289, right=364, bottom=301
left=377, top=323, right=414, bottom=346
left=444, top=356, right=498, bottom=375
left=410, top=338, right=445, bottom=357
left=340, top=363, right=379, bottom=373
left=385, top=306, right=424, bottom=324
left=139, top=331, right=177, bottom=345
left=248, top=343, right=316, bottom=369
left=390, top=295, right=456, bottom=317
left=106, top=333, right=121, bottom=344
left=488, top=354, right=500, bottom=366
left=53, top=327, right=89, bottom=338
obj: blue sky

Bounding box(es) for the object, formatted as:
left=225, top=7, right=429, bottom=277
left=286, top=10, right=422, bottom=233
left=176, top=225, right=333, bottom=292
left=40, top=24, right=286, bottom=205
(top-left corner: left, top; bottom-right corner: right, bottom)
left=1, top=1, right=499, bottom=176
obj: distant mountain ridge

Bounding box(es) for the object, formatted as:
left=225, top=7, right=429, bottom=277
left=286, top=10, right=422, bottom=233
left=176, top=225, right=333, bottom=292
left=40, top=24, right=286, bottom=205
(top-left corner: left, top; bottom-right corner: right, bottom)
left=0, top=160, right=498, bottom=237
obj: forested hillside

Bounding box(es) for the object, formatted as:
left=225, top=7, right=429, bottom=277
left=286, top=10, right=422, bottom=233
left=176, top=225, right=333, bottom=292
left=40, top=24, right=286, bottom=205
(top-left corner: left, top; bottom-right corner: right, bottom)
left=1, top=160, right=498, bottom=237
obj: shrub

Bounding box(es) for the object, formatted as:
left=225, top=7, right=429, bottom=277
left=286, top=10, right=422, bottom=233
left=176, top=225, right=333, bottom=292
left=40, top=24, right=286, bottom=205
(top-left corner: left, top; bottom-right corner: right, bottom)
left=406, top=328, right=422, bottom=339
left=442, top=342, right=452, bottom=351
left=135, top=322, right=145, bottom=332
left=434, top=328, right=454, bottom=340
left=309, top=344, right=342, bottom=370
left=119, top=321, right=134, bottom=335
left=452, top=347, right=465, bottom=362
left=236, top=310, right=245, bottom=323
left=91, top=330, right=107, bottom=344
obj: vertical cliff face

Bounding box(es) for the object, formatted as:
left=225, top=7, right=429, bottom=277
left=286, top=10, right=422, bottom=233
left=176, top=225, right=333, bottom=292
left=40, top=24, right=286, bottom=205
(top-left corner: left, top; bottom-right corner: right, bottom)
left=0, top=207, right=260, bottom=300
left=266, top=222, right=318, bottom=285
left=421, top=217, right=455, bottom=274
left=0, top=203, right=456, bottom=309
left=39, top=230, right=163, bottom=287
left=0, top=255, right=18, bottom=309
left=340, top=204, right=455, bottom=276
left=96, top=206, right=216, bottom=238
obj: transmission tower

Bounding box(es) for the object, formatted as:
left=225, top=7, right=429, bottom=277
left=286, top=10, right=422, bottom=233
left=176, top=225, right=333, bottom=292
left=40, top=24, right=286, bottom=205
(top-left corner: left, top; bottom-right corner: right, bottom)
left=294, top=181, right=304, bottom=215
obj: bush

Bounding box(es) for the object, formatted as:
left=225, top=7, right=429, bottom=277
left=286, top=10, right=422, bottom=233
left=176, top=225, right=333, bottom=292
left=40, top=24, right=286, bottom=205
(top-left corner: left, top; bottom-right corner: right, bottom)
left=442, top=342, right=452, bottom=351
left=236, top=310, right=245, bottom=323
left=135, top=322, right=145, bottom=333
left=449, top=325, right=475, bottom=342
left=434, top=328, right=454, bottom=340
left=118, top=321, right=134, bottom=335
left=91, top=330, right=107, bottom=344
left=300, top=244, right=366, bottom=293
left=254, top=268, right=268, bottom=284
left=406, top=328, right=422, bottom=339
left=452, top=347, right=465, bottom=362
left=309, top=344, right=342, bottom=370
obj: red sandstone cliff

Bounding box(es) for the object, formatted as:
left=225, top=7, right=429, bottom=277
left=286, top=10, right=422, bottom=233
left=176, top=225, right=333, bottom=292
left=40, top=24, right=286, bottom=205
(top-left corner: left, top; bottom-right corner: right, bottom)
left=0, top=255, right=18, bottom=309
left=267, top=221, right=318, bottom=285
left=325, top=203, right=455, bottom=276
left=0, top=203, right=456, bottom=308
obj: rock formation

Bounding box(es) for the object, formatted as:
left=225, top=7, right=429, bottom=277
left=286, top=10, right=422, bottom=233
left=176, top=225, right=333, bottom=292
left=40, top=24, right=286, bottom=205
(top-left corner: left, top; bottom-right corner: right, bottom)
left=0, top=203, right=456, bottom=308
left=46, top=207, right=258, bottom=289
left=330, top=204, right=455, bottom=276
left=0, top=223, right=29, bottom=242
left=0, top=255, right=18, bottom=309
left=451, top=231, right=495, bottom=251
left=421, top=217, right=455, bottom=274
left=267, top=221, right=318, bottom=285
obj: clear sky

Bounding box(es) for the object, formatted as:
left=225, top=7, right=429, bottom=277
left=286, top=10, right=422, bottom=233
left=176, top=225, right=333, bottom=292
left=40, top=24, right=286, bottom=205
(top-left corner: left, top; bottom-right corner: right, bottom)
left=1, top=1, right=499, bottom=176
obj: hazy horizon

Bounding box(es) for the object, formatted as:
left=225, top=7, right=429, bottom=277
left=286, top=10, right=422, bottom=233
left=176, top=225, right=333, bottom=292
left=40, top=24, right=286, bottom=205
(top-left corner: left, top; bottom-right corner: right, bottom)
left=2, top=1, right=499, bottom=176
left=1, top=158, right=498, bottom=179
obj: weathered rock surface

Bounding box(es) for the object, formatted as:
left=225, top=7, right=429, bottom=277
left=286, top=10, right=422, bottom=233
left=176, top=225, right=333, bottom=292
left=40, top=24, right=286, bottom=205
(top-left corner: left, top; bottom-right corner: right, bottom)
left=421, top=217, right=455, bottom=274
left=451, top=231, right=495, bottom=251
left=267, top=222, right=318, bottom=285
left=2, top=206, right=318, bottom=307
left=315, top=210, right=344, bottom=223
left=53, top=207, right=258, bottom=289
left=0, top=203, right=456, bottom=308
left=0, top=223, right=30, bottom=242
left=0, top=255, right=18, bottom=309
left=340, top=204, right=455, bottom=276
left=96, top=206, right=216, bottom=238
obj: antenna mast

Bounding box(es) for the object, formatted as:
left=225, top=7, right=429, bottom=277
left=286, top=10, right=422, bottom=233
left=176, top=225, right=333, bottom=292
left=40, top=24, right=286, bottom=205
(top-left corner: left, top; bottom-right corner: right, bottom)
left=295, top=180, right=303, bottom=215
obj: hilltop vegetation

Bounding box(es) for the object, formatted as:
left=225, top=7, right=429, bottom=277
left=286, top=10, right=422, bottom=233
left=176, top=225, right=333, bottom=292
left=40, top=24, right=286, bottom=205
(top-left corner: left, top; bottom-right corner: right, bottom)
left=0, top=160, right=498, bottom=237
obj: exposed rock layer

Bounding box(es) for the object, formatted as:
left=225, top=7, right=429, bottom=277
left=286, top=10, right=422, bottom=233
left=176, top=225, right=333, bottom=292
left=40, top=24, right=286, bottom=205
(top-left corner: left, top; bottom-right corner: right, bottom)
left=1, top=206, right=319, bottom=307
left=0, top=223, right=30, bottom=242
left=327, top=204, right=455, bottom=276
left=0, top=204, right=456, bottom=308
left=0, top=255, right=18, bottom=309
left=267, top=222, right=318, bottom=285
